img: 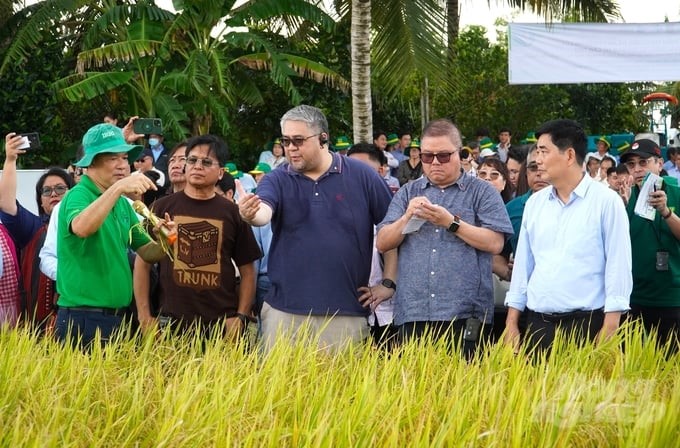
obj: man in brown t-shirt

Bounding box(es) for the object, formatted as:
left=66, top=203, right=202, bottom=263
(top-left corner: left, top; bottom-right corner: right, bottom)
left=134, top=135, right=261, bottom=336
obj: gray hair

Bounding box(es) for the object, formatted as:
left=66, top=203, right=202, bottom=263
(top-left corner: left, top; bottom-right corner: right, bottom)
left=280, top=105, right=329, bottom=136
left=422, top=118, right=463, bottom=150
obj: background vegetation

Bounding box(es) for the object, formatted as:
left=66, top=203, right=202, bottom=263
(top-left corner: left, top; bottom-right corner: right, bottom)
left=0, top=0, right=669, bottom=169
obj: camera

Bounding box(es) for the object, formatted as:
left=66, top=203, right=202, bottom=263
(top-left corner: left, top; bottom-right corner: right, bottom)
left=133, top=118, right=163, bottom=136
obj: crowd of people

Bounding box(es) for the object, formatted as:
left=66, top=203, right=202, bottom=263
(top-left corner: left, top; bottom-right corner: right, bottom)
left=1, top=107, right=679, bottom=357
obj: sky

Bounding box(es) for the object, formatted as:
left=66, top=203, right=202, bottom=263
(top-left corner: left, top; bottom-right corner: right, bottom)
left=459, top=0, right=680, bottom=39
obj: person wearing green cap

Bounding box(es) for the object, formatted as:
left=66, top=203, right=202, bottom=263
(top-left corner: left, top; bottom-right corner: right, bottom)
left=387, top=132, right=407, bottom=176
left=259, top=138, right=286, bottom=169
left=54, top=123, right=175, bottom=349
left=226, top=162, right=257, bottom=200
left=595, top=135, right=613, bottom=160
left=331, top=135, right=351, bottom=155
left=248, top=162, right=271, bottom=183
left=396, top=139, right=422, bottom=185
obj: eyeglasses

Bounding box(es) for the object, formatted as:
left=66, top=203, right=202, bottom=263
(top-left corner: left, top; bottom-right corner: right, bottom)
left=420, top=151, right=456, bottom=164
left=73, top=168, right=84, bottom=176
left=527, top=164, right=539, bottom=172
left=624, top=158, right=651, bottom=170
left=478, top=170, right=502, bottom=180
left=186, top=156, right=217, bottom=168
left=280, top=134, right=320, bottom=148
left=41, top=185, right=69, bottom=197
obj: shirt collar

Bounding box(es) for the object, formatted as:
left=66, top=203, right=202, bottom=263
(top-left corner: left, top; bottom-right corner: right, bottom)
left=549, top=172, right=592, bottom=204
left=423, top=169, right=468, bottom=191
left=286, top=151, right=342, bottom=177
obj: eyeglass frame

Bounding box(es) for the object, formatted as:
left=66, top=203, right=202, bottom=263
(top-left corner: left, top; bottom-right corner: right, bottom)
left=420, top=150, right=458, bottom=164
left=41, top=185, right=69, bottom=197
left=624, top=157, right=654, bottom=170
left=477, top=170, right=503, bottom=180
left=186, top=156, right=218, bottom=168
left=280, top=133, right=321, bottom=148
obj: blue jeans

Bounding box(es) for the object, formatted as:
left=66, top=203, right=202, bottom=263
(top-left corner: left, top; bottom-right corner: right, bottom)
left=255, top=274, right=271, bottom=315
left=55, top=308, right=124, bottom=350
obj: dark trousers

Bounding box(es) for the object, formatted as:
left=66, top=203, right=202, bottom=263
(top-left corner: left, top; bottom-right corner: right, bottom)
left=629, top=304, right=680, bottom=354
left=525, top=308, right=604, bottom=354
left=397, top=320, right=490, bottom=360
left=55, top=307, right=124, bottom=350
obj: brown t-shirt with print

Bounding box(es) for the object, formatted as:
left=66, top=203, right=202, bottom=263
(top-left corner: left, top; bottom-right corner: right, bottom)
left=151, top=192, right=261, bottom=324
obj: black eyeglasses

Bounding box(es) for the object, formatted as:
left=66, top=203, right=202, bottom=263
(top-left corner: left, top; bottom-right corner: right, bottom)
left=186, top=156, right=217, bottom=168
left=280, top=134, right=320, bottom=148
left=527, top=164, right=539, bottom=172
left=420, top=151, right=457, bottom=164
left=41, top=185, right=69, bottom=197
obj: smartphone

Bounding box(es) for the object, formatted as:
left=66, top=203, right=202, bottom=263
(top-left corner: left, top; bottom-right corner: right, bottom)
left=133, top=118, right=163, bottom=136
left=18, top=133, right=41, bottom=150
left=463, top=317, right=482, bottom=342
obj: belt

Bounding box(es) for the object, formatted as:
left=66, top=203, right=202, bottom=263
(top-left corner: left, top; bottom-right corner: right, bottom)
left=529, top=307, right=603, bottom=322
left=65, top=306, right=127, bottom=316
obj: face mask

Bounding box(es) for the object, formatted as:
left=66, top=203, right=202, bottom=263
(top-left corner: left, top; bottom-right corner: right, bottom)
left=149, top=138, right=159, bottom=147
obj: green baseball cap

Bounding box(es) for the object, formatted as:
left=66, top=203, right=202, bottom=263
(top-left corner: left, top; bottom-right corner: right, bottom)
left=224, top=162, right=243, bottom=179
left=75, top=123, right=143, bottom=167
left=249, top=162, right=271, bottom=175
left=479, top=137, right=495, bottom=150
left=386, top=133, right=399, bottom=145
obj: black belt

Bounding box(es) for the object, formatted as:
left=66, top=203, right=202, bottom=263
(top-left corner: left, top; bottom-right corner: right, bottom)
left=65, top=306, right=127, bottom=316
left=529, top=307, right=603, bottom=322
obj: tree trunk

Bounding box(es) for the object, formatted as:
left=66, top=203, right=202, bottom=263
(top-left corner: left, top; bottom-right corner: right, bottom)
left=351, top=0, right=372, bottom=143
left=446, top=0, right=460, bottom=61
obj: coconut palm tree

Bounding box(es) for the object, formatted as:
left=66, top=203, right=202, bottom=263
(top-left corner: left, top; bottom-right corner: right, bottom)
left=343, top=0, right=621, bottom=142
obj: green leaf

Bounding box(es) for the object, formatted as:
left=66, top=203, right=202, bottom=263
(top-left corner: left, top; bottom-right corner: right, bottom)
left=53, top=71, right=135, bottom=102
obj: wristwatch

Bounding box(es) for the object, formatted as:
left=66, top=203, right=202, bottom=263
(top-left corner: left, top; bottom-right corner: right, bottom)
left=381, top=278, right=397, bottom=291
left=236, top=313, right=256, bottom=326
left=447, top=215, right=461, bottom=233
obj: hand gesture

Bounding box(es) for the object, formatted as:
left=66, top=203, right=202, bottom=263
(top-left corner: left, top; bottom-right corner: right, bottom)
left=116, top=172, right=157, bottom=197
left=237, top=180, right=261, bottom=222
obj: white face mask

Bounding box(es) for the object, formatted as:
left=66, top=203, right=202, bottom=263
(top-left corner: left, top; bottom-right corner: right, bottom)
left=149, top=138, right=160, bottom=147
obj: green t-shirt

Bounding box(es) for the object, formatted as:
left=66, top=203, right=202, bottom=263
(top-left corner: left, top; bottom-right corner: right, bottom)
left=626, top=176, right=680, bottom=307
left=56, top=175, right=150, bottom=308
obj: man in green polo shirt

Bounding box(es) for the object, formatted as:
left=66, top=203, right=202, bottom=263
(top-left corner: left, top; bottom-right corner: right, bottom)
left=621, top=139, right=680, bottom=354
left=55, top=123, right=174, bottom=349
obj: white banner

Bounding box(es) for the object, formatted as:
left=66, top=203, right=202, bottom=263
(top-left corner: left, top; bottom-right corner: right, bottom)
left=509, top=23, right=680, bottom=84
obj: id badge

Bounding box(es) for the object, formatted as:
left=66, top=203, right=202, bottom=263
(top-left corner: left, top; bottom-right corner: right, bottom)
left=656, top=251, right=669, bottom=271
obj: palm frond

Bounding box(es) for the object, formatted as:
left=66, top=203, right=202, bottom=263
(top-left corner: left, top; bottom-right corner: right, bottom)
left=371, top=0, right=448, bottom=99
left=75, top=40, right=163, bottom=73
left=508, top=0, right=622, bottom=22
left=52, top=71, right=134, bottom=102
left=0, top=0, right=83, bottom=75
left=151, top=92, right=190, bottom=138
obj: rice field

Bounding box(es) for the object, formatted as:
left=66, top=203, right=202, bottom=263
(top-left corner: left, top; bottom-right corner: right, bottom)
left=0, top=322, right=678, bottom=447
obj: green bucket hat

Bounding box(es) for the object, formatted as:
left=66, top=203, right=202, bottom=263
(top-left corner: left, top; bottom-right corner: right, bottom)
left=479, top=137, right=495, bottom=150
left=75, top=123, right=143, bottom=167
left=249, top=162, right=271, bottom=175
left=225, top=162, right=243, bottom=179
left=403, top=139, right=420, bottom=156
left=332, top=135, right=351, bottom=152
left=386, top=133, right=399, bottom=146
left=597, top=135, right=612, bottom=149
